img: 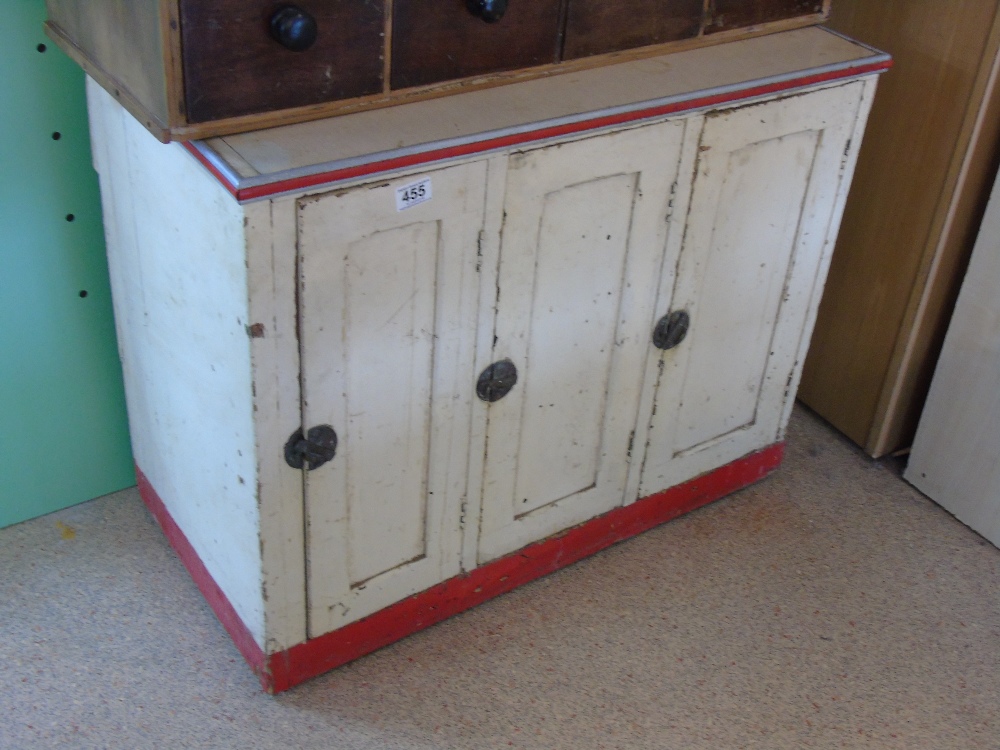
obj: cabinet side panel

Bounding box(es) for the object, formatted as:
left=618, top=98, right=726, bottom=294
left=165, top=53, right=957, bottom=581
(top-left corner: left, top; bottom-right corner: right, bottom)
left=46, top=0, right=170, bottom=127
left=87, top=80, right=265, bottom=646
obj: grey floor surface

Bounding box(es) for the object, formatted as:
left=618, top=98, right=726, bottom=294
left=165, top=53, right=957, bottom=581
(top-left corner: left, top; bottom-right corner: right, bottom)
left=2, top=406, right=999, bottom=750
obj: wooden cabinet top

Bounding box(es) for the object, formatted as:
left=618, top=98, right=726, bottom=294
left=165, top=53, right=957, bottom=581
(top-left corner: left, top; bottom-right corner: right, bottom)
left=181, top=26, right=888, bottom=202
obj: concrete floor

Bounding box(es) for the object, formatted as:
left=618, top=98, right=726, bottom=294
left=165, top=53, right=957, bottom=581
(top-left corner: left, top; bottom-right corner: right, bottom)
left=2, top=406, right=998, bottom=749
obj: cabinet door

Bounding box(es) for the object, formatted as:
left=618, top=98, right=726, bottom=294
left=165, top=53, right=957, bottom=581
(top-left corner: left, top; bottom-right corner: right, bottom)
left=639, top=82, right=866, bottom=496
left=299, top=163, right=486, bottom=637
left=477, top=122, right=687, bottom=563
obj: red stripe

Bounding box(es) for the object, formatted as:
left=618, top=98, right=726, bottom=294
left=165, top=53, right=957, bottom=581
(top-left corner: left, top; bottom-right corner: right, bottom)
left=135, top=466, right=269, bottom=681
left=137, top=444, right=782, bottom=692
left=265, top=443, right=783, bottom=692
left=139, top=443, right=782, bottom=693
left=187, top=60, right=889, bottom=202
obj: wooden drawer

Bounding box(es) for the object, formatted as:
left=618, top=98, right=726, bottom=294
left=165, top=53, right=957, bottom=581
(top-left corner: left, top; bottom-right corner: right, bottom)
left=179, top=0, right=384, bottom=123
left=45, top=0, right=832, bottom=141
left=564, top=0, right=704, bottom=59
left=706, top=0, right=827, bottom=33
left=391, top=0, right=562, bottom=89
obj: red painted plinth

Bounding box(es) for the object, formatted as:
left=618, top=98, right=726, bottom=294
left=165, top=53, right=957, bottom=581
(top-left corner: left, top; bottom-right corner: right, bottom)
left=137, top=442, right=784, bottom=693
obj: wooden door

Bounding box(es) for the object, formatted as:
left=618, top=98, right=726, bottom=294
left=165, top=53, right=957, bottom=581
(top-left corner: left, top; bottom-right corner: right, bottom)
left=476, top=122, right=687, bottom=564
left=906, top=169, right=1000, bottom=548
left=299, top=162, right=486, bottom=637
left=639, top=82, right=869, bottom=496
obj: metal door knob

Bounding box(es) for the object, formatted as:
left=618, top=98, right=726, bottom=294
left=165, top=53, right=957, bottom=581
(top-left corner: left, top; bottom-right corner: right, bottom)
left=270, top=6, right=319, bottom=52
left=652, top=310, right=690, bottom=351
left=284, top=425, right=338, bottom=469
left=477, top=359, right=518, bottom=402
left=466, top=0, right=509, bottom=23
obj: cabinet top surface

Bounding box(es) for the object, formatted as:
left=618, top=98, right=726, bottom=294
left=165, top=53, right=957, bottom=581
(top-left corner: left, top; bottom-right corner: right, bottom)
left=186, top=27, right=888, bottom=202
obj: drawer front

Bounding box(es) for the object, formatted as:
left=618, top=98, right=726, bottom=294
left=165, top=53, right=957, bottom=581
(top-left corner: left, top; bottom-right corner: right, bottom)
left=391, top=0, right=562, bottom=90
left=180, top=1, right=385, bottom=123
left=564, top=0, right=704, bottom=59
left=706, top=0, right=826, bottom=33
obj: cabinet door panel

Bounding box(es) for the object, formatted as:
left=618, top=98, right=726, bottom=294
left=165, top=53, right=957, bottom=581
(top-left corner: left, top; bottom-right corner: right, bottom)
left=639, top=83, right=865, bottom=495
left=299, top=162, right=486, bottom=636
left=478, top=123, right=685, bottom=563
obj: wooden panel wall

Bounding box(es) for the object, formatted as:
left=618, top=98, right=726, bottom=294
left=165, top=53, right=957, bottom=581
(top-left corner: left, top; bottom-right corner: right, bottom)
left=798, top=0, right=1000, bottom=456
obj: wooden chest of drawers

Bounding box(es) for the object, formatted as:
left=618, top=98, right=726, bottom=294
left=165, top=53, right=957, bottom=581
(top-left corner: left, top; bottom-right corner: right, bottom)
left=46, top=0, right=829, bottom=142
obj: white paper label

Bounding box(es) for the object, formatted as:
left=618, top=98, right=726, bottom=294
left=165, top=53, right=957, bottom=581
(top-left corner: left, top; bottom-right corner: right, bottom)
left=395, top=178, right=432, bottom=211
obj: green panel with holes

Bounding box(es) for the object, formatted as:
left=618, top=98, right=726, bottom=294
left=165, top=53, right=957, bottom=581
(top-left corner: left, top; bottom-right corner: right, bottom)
left=0, top=2, right=134, bottom=528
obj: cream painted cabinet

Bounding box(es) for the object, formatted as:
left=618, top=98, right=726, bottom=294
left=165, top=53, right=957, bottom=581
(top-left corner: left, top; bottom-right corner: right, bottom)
left=85, top=28, right=886, bottom=691
left=298, top=82, right=870, bottom=623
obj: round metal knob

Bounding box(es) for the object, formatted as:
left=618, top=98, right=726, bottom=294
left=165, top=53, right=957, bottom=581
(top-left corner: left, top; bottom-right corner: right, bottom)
left=466, top=0, right=509, bottom=23
left=284, top=425, right=338, bottom=470
left=477, top=359, right=518, bottom=402
left=652, top=310, right=690, bottom=351
left=270, top=6, right=318, bottom=52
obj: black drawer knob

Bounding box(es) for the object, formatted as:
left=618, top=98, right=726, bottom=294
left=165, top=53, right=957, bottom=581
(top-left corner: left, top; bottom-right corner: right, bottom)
left=466, top=0, right=509, bottom=23
left=270, top=6, right=318, bottom=52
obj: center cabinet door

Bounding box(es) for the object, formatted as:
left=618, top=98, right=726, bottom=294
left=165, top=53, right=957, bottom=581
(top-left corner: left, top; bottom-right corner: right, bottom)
left=299, top=162, right=486, bottom=637
left=476, top=122, right=687, bottom=564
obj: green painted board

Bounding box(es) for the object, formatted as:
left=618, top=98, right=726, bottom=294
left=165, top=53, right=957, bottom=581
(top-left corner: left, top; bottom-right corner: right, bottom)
left=0, top=1, right=135, bottom=528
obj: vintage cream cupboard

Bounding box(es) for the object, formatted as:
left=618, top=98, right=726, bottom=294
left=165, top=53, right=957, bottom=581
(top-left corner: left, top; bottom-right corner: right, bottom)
left=86, top=27, right=887, bottom=691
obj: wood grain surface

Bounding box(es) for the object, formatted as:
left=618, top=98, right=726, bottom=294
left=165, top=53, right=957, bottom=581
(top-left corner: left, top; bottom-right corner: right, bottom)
left=391, top=0, right=563, bottom=89
left=180, top=0, right=385, bottom=122
left=798, top=0, right=1000, bottom=456
left=706, top=0, right=826, bottom=33
left=564, top=0, right=703, bottom=59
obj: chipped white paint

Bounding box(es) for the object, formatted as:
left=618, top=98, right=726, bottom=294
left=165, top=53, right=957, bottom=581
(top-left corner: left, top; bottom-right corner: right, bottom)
left=87, top=80, right=267, bottom=646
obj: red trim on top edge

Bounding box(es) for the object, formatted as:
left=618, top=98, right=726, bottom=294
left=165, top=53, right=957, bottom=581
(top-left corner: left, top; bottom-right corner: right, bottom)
left=135, top=466, right=269, bottom=682
left=137, top=442, right=784, bottom=694
left=187, top=59, right=889, bottom=203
